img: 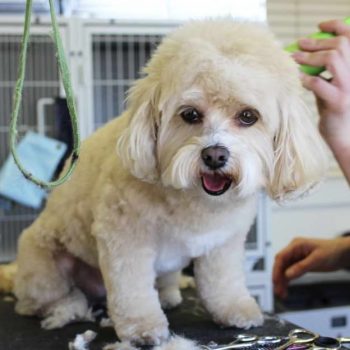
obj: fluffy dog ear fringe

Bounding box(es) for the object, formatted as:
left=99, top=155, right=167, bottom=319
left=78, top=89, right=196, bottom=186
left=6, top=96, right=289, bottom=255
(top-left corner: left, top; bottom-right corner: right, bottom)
left=267, top=96, right=329, bottom=201
left=117, top=77, right=161, bottom=183
left=103, top=335, right=202, bottom=350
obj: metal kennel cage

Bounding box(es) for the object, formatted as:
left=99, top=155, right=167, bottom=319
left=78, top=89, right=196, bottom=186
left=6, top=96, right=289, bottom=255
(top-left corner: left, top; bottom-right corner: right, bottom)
left=91, top=32, right=163, bottom=129
left=0, top=17, right=68, bottom=262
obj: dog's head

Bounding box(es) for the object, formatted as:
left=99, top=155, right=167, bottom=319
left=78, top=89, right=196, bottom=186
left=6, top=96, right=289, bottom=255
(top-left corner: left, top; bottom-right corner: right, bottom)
left=118, top=19, right=328, bottom=201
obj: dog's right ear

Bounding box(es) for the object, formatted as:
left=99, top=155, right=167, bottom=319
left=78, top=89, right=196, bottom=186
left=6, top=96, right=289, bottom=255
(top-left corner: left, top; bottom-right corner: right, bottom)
left=267, top=94, right=328, bottom=201
left=117, top=76, right=161, bottom=182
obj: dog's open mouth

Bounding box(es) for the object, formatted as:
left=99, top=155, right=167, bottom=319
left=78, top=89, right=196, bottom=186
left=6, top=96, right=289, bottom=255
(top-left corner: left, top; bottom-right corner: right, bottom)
left=201, top=173, right=232, bottom=196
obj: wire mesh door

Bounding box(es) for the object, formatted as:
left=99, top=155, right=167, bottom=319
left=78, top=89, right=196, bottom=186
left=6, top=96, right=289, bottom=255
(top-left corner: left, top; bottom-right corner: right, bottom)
left=90, top=32, right=163, bottom=129
left=0, top=22, right=67, bottom=262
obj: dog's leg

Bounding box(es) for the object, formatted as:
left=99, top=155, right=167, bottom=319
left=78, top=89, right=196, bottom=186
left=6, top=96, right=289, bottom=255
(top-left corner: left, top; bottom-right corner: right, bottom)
left=156, top=271, right=182, bottom=310
left=14, top=228, right=71, bottom=316
left=96, top=237, right=169, bottom=346
left=15, top=230, right=94, bottom=328
left=194, top=232, right=263, bottom=329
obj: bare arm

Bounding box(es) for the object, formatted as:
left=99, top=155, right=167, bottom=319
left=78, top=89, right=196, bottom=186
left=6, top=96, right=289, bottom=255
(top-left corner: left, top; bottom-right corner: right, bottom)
left=292, top=20, right=350, bottom=183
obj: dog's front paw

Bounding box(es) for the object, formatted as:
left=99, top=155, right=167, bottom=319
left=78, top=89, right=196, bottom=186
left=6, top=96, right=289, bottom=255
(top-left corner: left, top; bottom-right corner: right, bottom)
left=214, top=296, right=263, bottom=329
left=117, top=314, right=169, bottom=346
left=159, top=287, right=182, bottom=310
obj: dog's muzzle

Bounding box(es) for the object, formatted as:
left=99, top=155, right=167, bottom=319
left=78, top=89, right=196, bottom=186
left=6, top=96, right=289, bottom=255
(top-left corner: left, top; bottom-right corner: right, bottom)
left=200, top=146, right=232, bottom=196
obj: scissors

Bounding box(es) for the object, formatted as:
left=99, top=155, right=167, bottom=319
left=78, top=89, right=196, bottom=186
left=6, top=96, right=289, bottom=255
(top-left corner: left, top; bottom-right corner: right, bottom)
left=312, top=335, right=350, bottom=350
left=200, top=329, right=350, bottom=350
left=275, top=329, right=318, bottom=350
left=200, top=333, right=285, bottom=350
left=276, top=329, right=350, bottom=350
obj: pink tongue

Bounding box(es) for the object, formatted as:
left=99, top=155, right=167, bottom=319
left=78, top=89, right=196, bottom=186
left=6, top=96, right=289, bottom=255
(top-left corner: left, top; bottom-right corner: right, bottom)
left=202, top=174, right=228, bottom=192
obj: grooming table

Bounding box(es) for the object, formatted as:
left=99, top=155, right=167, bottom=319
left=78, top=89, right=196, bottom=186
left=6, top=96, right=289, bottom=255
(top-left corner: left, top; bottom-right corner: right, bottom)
left=0, top=289, right=296, bottom=350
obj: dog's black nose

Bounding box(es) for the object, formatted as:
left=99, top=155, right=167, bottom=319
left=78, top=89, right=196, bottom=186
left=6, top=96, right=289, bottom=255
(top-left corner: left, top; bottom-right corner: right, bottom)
left=201, top=146, right=229, bottom=170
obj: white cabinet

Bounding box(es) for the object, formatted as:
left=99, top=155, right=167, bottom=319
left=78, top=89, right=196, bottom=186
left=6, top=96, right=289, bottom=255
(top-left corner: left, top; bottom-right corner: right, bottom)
left=280, top=306, right=350, bottom=337
left=271, top=177, right=350, bottom=258
left=246, top=193, right=273, bottom=311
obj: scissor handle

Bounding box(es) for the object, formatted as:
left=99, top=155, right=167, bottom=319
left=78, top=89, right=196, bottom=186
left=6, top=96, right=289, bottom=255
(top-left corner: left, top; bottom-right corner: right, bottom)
left=339, top=337, right=350, bottom=344
left=289, top=329, right=318, bottom=344
left=216, top=341, right=257, bottom=350
left=257, top=336, right=285, bottom=345
left=231, top=335, right=257, bottom=343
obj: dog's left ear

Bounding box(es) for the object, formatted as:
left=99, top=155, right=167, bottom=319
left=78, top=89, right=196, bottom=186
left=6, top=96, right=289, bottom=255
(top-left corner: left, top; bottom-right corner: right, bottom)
left=117, top=77, right=161, bottom=182
left=267, top=95, right=328, bottom=201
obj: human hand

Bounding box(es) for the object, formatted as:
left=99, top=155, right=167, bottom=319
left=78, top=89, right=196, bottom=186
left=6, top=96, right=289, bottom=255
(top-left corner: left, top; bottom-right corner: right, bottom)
left=273, top=236, right=350, bottom=299
left=291, top=19, right=350, bottom=153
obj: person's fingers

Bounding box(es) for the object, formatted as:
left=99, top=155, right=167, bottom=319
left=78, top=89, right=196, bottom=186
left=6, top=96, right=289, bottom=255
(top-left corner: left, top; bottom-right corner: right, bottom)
left=285, top=251, right=321, bottom=280
left=292, top=50, right=349, bottom=80
left=273, top=241, right=308, bottom=298
left=300, top=72, right=337, bottom=98
left=299, top=73, right=340, bottom=102
left=274, top=279, right=288, bottom=299
left=273, top=250, right=293, bottom=298
left=273, top=247, right=296, bottom=283
left=273, top=238, right=320, bottom=298
left=273, top=272, right=286, bottom=298
left=297, top=36, right=350, bottom=60
left=319, top=20, right=350, bottom=36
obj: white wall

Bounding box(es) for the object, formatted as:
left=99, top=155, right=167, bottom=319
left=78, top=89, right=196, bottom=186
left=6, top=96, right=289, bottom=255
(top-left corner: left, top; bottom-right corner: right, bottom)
left=271, top=176, right=350, bottom=257
left=66, top=0, right=266, bottom=21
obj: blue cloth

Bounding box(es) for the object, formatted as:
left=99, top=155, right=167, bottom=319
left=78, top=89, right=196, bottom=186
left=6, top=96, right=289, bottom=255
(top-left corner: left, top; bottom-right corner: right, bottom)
left=0, top=131, right=67, bottom=209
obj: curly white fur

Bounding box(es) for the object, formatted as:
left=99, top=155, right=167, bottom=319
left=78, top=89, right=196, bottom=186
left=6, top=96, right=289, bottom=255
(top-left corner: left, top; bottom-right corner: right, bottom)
left=10, top=18, right=328, bottom=346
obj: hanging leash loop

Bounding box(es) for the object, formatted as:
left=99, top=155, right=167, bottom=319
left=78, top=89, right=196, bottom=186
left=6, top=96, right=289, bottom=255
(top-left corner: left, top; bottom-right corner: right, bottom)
left=10, top=0, right=80, bottom=189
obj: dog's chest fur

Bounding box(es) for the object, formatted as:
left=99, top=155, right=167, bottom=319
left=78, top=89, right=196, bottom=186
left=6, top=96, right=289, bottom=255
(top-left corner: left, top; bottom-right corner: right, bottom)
left=152, top=194, right=256, bottom=276
left=155, top=228, right=232, bottom=275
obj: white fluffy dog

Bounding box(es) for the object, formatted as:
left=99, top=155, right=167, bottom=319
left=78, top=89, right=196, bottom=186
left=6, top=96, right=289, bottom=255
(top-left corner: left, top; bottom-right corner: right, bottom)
left=12, top=19, right=327, bottom=346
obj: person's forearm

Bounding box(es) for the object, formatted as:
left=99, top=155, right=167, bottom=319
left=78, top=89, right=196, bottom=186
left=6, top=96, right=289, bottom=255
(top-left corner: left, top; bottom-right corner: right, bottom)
left=328, top=139, right=350, bottom=185
left=318, top=108, right=350, bottom=185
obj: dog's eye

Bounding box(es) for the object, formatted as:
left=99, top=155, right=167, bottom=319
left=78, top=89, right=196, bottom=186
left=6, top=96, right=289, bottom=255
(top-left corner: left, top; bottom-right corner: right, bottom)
left=180, top=108, right=203, bottom=124
left=237, top=109, right=258, bottom=127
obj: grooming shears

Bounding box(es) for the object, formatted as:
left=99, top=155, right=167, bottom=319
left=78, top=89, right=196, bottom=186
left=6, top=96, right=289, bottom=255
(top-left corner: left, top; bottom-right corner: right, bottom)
left=200, top=333, right=285, bottom=350
left=275, top=328, right=350, bottom=350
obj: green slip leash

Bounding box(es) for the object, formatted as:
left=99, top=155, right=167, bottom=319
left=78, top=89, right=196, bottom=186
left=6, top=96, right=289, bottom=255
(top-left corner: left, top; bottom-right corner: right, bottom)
left=10, top=0, right=80, bottom=189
